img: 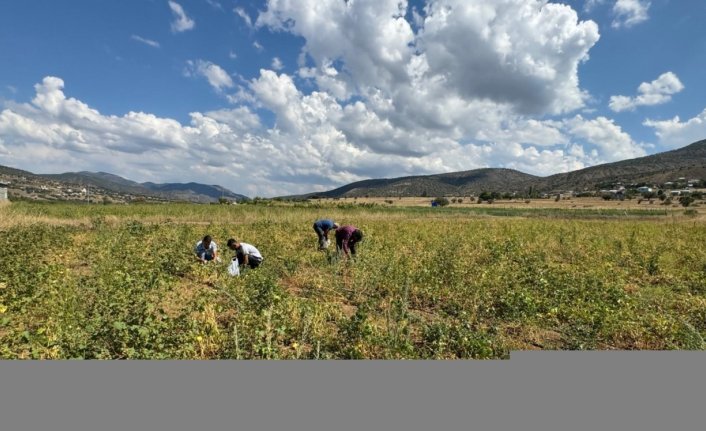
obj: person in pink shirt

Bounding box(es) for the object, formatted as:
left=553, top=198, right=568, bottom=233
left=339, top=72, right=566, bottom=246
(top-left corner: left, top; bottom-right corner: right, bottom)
left=335, top=225, right=363, bottom=258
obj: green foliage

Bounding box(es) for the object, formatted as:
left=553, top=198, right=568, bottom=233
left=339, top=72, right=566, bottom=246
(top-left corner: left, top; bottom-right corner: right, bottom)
left=679, top=196, right=695, bottom=207
left=433, top=197, right=450, bottom=207
left=1, top=201, right=704, bottom=359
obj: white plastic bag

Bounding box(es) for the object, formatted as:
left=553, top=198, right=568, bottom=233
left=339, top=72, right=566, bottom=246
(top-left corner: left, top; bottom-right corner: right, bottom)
left=227, top=258, right=240, bottom=276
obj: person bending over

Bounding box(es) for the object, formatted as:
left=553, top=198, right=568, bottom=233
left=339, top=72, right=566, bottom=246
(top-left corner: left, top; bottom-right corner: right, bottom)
left=313, top=219, right=339, bottom=249
left=227, top=238, right=263, bottom=269
left=335, top=225, right=363, bottom=259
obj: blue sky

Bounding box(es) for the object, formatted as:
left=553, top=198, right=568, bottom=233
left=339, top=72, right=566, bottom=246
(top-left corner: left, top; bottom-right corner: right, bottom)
left=1, top=0, right=705, bottom=197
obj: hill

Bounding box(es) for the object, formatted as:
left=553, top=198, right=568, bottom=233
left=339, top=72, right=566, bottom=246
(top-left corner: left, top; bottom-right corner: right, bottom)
left=0, top=167, right=248, bottom=203
left=535, top=139, right=706, bottom=191
left=285, top=139, right=706, bottom=198
left=297, top=168, right=539, bottom=198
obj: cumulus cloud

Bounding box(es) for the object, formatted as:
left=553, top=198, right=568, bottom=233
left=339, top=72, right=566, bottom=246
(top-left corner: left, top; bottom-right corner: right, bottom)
left=131, top=35, right=160, bottom=48
left=0, top=74, right=650, bottom=196
left=169, top=1, right=195, bottom=33
left=609, top=72, right=684, bottom=112
left=185, top=60, right=234, bottom=92
left=583, top=1, right=650, bottom=29
left=644, top=109, right=706, bottom=149
left=258, top=0, right=599, bottom=116
left=563, top=115, right=646, bottom=161
left=2, top=3, right=662, bottom=196
left=612, top=0, right=650, bottom=28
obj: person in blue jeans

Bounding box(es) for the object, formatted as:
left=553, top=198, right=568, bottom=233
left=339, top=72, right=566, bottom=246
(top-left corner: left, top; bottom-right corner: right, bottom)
left=313, top=219, right=339, bottom=250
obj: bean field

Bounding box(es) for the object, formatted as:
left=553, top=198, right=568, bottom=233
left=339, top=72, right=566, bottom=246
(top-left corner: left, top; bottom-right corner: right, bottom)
left=1, top=201, right=705, bottom=359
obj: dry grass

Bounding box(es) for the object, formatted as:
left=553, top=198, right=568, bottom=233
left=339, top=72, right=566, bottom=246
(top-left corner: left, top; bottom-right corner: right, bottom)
left=319, top=196, right=705, bottom=212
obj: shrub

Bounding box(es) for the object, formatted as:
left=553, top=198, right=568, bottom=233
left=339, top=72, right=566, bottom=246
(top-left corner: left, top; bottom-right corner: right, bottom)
left=679, top=196, right=695, bottom=207
left=433, top=197, right=450, bottom=207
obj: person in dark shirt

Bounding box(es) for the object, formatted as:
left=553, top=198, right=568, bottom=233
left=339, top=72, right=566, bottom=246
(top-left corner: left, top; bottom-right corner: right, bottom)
left=335, top=225, right=363, bottom=258
left=313, top=219, right=339, bottom=250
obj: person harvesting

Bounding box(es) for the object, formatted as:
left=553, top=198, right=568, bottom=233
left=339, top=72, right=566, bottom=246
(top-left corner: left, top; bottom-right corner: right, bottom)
left=313, top=219, right=339, bottom=250
left=227, top=238, right=264, bottom=269
left=194, top=235, right=219, bottom=263
left=335, top=225, right=363, bottom=259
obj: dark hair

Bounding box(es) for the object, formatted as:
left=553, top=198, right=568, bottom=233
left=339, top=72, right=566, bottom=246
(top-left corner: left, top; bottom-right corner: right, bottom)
left=227, top=238, right=237, bottom=248
left=351, top=229, right=363, bottom=242
left=203, top=235, right=212, bottom=243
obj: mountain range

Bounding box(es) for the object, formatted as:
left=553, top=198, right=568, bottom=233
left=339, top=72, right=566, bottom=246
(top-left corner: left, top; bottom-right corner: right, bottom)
left=283, top=138, right=706, bottom=198
left=0, top=167, right=248, bottom=203
left=2, top=138, right=705, bottom=202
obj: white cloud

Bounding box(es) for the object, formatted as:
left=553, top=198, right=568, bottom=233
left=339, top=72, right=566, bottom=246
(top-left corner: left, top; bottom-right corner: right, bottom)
left=229, top=50, right=237, bottom=59
left=258, top=0, right=599, bottom=115
left=185, top=60, right=234, bottom=91
left=3, top=2, right=664, bottom=196
left=584, top=0, right=605, bottom=12
left=564, top=115, right=646, bottom=161
left=645, top=109, right=706, bottom=149
left=206, top=0, right=223, bottom=11
left=612, top=0, right=650, bottom=28
left=609, top=72, right=684, bottom=112
left=0, top=74, right=655, bottom=196
left=271, top=57, right=284, bottom=71
left=131, top=35, right=160, bottom=48
left=234, top=7, right=253, bottom=27
left=253, top=41, right=264, bottom=51
left=169, top=1, right=195, bottom=33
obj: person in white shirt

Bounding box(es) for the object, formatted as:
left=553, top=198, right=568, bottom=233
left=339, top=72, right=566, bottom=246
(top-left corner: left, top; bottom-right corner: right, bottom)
left=227, top=238, right=263, bottom=269
left=194, top=235, right=219, bottom=263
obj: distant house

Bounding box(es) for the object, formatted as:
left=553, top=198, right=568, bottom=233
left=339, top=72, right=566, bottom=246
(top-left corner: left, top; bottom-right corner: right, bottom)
left=0, top=183, right=8, bottom=201
left=601, top=187, right=625, bottom=200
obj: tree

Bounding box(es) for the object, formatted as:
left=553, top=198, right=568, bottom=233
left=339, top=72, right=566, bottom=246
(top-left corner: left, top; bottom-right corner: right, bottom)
left=433, top=197, right=450, bottom=207
left=679, top=196, right=695, bottom=207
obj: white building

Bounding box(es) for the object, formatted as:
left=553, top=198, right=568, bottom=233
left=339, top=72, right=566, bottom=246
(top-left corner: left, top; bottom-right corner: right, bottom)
left=0, top=183, right=8, bottom=201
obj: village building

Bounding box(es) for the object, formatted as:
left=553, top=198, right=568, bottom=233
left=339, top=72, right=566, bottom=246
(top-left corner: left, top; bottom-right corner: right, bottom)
left=0, top=183, right=8, bottom=201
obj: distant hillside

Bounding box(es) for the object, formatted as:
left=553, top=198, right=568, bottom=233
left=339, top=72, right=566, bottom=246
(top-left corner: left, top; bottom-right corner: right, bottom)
left=535, top=139, right=706, bottom=191
left=0, top=167, right=249, bottom=203
left=43, top=172, right=149, bottom=196
left=0, top=165, right=40, bottom=179
left=295, top=168, right=539, bottom=198
left=142, top=182, right=248, bottom=203
left=284, top=138, right=706, bottom=198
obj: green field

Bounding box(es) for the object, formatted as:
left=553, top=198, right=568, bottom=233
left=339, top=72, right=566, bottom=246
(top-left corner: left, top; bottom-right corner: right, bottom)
left=1, top=201, right=705, bottom=359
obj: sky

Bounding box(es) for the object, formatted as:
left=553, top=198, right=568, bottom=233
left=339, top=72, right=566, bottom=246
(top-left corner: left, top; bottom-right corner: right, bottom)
left=1, top=0, right=705, bottom=197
